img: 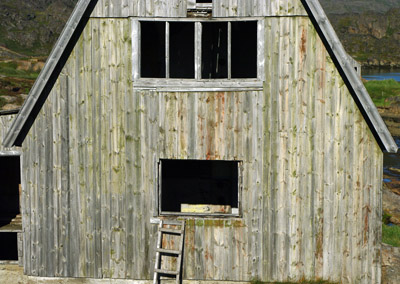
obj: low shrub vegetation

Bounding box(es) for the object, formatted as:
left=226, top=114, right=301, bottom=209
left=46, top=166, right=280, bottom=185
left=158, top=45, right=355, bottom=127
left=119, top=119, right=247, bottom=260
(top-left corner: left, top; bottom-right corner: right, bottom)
left=382, top=224, right=400, bottom=247
left=0, top=61, right=39, bottom=80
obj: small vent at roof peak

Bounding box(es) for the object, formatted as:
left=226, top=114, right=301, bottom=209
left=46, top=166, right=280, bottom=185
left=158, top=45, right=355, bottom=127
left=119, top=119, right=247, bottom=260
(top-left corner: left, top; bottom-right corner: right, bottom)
left=188, top=0, right=212, bottom=13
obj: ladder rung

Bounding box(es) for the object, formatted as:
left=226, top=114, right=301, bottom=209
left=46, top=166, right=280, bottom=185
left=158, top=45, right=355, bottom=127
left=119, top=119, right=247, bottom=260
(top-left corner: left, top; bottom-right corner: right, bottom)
left=162, top=220, right=184, bottom=226
left=154, top=268, right=179, bottom=275
left=156, top=248, right=181, bottom=255
left=159, top=228, right=182, bottom=234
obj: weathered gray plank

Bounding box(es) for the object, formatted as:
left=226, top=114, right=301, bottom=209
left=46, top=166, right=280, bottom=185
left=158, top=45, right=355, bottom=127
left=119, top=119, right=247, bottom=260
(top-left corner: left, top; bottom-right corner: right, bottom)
left=91, top=18, right=103, bottom=279
left=99, top=17, right=112, bottom=278
left=92, top=0, right=187, bottom=17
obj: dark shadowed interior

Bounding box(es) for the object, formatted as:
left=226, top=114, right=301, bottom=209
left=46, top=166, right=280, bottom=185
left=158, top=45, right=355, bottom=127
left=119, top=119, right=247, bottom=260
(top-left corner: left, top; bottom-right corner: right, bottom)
left=231, top=21, right=257, bottom=78
left=0, top=156, right=20, bottom=227
left=160, top=159, right=239, bottom=213
left=0, top=156, right=20, bottom=261
left=201, top=22, right=228, bottom=79
left=141, top=21, right=166, bottom=78
left=170, top=22, right=195, bottom=78
left=0, top=233, right=18, bottom=261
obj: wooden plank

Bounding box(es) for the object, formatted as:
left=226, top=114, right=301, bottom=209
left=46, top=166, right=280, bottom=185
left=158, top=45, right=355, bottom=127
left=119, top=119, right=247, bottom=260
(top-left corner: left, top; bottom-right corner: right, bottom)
left=68, top=36, right=80, bottom=277
left=110, top=19, right=128, bottom=278
left=100, top=18, right=112, bottom=278
left=45, top=90, right=55, bottom=277
left=74, top=20, right=87, bottom=278
left=51, top=75, right=61, bottom=277
left=21, top=135, right=31, bottom=275
left=91, top=18, right=103, bottom=279
left=59, top=64, right=71, bottom=277
left=124, top=42, right=136, bottom=281
left=83, top=20, right=96, bottom=277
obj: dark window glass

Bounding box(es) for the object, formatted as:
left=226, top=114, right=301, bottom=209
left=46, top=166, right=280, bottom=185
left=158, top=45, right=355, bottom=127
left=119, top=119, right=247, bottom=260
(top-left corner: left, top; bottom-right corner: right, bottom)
left=197, top=0, right=212, bottom=3
left=141, top=21, right=165, bottom=78
left=161, top=159, right=239, bottom=213
left=201, top=22, right=228, bottom=79
left=231, top=21, right=257, bottom=78
left=170, top=22, right=195, bottom=79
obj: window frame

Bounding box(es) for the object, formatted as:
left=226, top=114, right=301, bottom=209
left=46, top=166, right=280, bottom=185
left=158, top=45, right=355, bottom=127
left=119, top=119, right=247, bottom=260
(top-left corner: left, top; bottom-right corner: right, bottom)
left=132, top=18, right=265, bottom=90
left=157, top=159, right=243, bottom=218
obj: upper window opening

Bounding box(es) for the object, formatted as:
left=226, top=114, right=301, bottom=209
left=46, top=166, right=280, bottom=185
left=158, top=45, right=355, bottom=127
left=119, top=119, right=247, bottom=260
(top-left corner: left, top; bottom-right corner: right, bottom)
left=139, top=20, right=258, bottom=80
left=140, top=21, right=165, bottom=78
left=170, top=22, right=195, bottom=79
left=231, top=21, right=257, bottom=78
left=202, top=22, right=228, bottom=79
left=159, top=159, right=240, bottom=216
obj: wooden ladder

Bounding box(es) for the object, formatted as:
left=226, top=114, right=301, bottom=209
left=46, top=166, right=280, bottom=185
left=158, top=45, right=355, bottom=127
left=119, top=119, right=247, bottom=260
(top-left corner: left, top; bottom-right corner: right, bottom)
left=153, top=219, right=185, bottom=284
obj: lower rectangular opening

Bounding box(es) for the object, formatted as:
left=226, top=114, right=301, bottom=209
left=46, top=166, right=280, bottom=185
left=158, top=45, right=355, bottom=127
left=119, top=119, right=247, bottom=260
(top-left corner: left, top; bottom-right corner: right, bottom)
left=0, top=156, right=21, bottom=262
left=0, top=233, right=18, bottom=261
left=159, top=159, right=240, bottom=216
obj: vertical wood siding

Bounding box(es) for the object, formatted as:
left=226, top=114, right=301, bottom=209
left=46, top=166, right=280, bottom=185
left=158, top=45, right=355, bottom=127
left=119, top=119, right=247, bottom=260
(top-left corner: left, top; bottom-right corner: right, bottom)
left=0, top=114, right=20, bottom=153
left=92, top=0, right=187, bottom=17
left=21, top=15, right=383, bottom=283
left=213, top=0, right=306, bottom=17
left=90, top=0, right=306, bottom=17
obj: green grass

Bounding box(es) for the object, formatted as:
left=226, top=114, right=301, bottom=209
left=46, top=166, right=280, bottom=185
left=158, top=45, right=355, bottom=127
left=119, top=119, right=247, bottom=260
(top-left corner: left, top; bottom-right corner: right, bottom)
left=251, top=280, right=337, bottom=284
left=383, top=224, right=400, bottom=247
left=0, top=61, right=39, bottom=80
left=364, top=79, right=400, bottom=107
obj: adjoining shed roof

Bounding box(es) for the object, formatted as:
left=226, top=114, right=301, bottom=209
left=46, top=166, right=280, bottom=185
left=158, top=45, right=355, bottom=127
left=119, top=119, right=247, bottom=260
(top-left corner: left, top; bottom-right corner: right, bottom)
left=3, top=0, right=398, bottom=153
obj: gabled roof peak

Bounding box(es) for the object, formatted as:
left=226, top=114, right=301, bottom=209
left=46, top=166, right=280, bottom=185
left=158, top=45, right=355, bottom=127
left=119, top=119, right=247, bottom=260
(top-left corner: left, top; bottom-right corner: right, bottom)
left=3, top=0, right=397, bottom=153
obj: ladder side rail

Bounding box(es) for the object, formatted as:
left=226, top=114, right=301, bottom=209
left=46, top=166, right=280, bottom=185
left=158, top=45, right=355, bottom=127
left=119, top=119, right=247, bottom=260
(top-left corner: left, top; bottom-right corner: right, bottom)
left=176, top=220, right=185, bottom=284
left=153, top=220, right=164, bottom=284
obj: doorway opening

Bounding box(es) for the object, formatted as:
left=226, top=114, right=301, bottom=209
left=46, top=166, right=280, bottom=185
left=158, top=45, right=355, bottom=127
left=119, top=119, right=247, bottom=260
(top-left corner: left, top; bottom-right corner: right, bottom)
left=0, top=156, right=21, bottom=263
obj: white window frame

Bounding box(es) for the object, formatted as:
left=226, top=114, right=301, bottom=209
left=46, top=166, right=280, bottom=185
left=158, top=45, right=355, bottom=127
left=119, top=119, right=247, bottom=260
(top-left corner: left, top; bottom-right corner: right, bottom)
left=132, top=18, right=265, bottom=91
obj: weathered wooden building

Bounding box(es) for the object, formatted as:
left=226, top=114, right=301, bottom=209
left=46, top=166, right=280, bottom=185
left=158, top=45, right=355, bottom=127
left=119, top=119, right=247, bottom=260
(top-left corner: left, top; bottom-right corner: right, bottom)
left=3, top=0, right=398, bottom=283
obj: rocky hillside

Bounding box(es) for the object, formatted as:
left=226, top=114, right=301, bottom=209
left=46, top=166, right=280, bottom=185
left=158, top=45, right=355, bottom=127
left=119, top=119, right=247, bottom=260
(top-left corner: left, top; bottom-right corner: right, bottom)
left=0, top=0, right=77, bottom=56
left=319, top=0, right=400, bottom=14
left=326, top=9, right=400, bottom=67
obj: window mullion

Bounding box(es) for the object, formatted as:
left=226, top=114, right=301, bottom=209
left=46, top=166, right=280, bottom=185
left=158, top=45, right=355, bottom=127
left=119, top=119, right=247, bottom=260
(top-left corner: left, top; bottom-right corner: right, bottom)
left=195, top=22, right=202, bottom=80
left=228, top=21, right=232, bottom=80
left=166, top=22, right=170, bottom=79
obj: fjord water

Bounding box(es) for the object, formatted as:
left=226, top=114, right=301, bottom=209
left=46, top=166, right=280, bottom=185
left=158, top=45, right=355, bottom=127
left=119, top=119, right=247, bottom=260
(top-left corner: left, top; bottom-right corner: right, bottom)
left=362, top=68, right=400, bottom=82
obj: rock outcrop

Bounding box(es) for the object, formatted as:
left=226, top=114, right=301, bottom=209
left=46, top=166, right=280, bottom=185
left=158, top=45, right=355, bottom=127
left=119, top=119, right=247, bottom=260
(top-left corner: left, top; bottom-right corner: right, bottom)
left=383, top=183, right=400, bottom=225
left=0, top=0, right=77, bottom=56
left=326, top=9, right=400, bottom=68
left=382, top=243, right=400, bottom=284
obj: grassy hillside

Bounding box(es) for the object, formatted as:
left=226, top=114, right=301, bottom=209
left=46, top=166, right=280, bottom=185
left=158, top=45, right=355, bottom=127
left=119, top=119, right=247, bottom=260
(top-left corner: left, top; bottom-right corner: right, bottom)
left=0, top=0, right=77, bottom=56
